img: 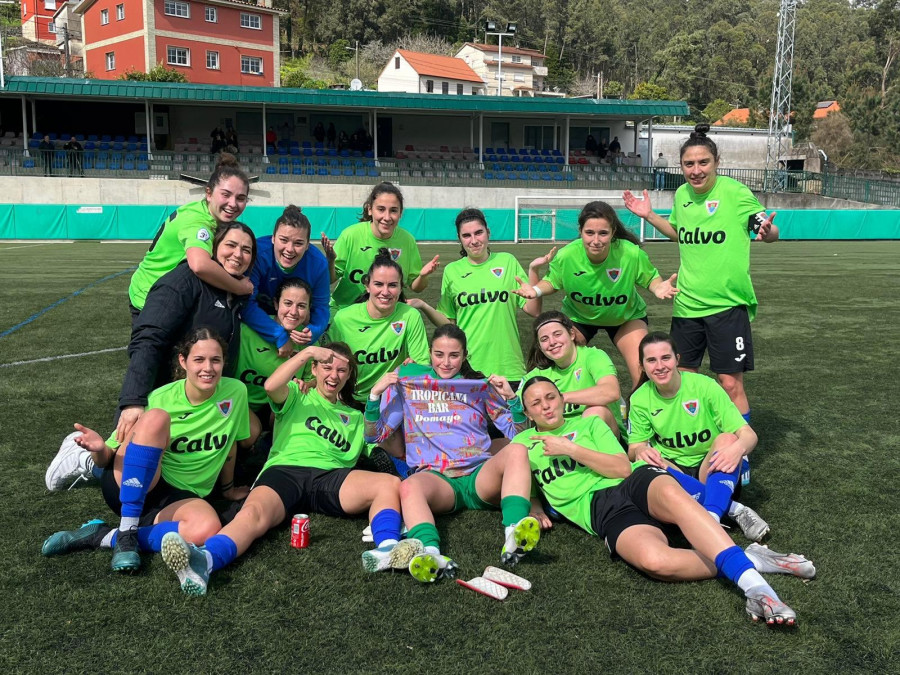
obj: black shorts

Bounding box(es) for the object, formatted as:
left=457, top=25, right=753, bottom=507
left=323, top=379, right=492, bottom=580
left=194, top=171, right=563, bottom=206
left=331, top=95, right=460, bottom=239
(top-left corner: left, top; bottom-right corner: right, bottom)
left=100, top=468, right=201, bottom=527
left=252, top=465, right=353, bottom=518
left=572, top=316, right=648, bottom=345
left=589, top=464, right=670, bottom=556
left=670, top=306, right=754, bottom=374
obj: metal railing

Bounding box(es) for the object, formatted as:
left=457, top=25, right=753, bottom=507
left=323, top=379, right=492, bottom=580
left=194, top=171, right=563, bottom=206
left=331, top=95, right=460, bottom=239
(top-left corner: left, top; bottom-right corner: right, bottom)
left=0, top=148, right=898, bottom=207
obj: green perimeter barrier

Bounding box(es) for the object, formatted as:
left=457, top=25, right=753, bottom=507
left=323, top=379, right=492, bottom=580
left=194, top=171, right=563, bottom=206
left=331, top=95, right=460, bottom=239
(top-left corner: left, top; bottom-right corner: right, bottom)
left=0, top=204, right=898, bottom=240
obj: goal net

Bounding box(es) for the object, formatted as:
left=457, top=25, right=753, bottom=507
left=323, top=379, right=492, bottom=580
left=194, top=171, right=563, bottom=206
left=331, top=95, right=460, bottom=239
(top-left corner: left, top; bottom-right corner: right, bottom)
left=514, top=194, right=668, bottom=243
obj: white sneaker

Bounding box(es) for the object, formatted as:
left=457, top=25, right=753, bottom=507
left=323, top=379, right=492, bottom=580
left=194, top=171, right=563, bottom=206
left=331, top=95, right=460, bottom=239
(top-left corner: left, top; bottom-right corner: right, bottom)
left=745, top=587, right=797, bottom=626
left=745, top=543, right=816, bottom=579
left=361, top=539, right=424, bottom=573
left=731, top=505, right=770, bottom=542
left=500, top=516, right=541, bottom=565
left=45, top=432, right=95, bottom=491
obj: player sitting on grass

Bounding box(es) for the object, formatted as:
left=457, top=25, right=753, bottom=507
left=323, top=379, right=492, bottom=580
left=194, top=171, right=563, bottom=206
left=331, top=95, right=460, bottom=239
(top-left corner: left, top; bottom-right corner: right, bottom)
left=363, top=324, right=539, bottom=582
left=42, top=328, right=251, bottom=571
left=627, top=332, right=769, bottom=541
left=518, top=376, right=814, bottom=626
left=159, top=342, right=404, bottom=596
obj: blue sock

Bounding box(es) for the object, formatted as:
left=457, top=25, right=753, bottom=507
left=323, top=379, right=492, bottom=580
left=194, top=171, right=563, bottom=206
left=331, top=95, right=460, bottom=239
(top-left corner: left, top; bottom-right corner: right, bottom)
left=703, top=464, right=741, bottom=519
left=111, top=521, right=180, bottom=552
left=370, top=508, right=402, bottom=547
left=118, top=442, right=163, bottom=521
left=714, top=545, right=754, bottom=583
left=665, top=468, right=706, bottom=501
left=742, top=410, right=751, bottom=423
left=203, top=534, right=238, bottom=573
left=91, top=465, right=104, bottom=479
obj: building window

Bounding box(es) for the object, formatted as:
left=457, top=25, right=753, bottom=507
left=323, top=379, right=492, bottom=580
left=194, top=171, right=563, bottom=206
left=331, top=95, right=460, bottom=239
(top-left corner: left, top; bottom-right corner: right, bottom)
left=205, top=6, right=217, bottom=22
left=100, top=8, right=108, bottom=24
left=44, top=0, right=56, bottom=9
left=167, top=46, right=190, bottom=66
left=116, top=3, right=124, bottom=19
left=441, top=81, right=449, bottom=94
left=105, top=52, right=115, bottom=70
left=240, top=12, right=261, bottom=29
left=206, top=50, right=219, bottom=70
left=456, top=83, right=463, bottom=95
left=511, top=55, right=522, bottom=63
left=425, top=79, right=433, bottom=93
left=164, top=1, right=189, bottom=18
left=47, top=20, right=56, bottom=33
left=394, top=56, right=400, bottom=69
left=514, top=73, right=525, bottom=82
left=241, top=55, right=263, bottom=74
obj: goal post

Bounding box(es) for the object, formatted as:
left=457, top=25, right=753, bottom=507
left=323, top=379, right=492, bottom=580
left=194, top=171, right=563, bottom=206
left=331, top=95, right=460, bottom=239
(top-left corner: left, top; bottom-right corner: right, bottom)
left=513, top=194, right=669, bottom=243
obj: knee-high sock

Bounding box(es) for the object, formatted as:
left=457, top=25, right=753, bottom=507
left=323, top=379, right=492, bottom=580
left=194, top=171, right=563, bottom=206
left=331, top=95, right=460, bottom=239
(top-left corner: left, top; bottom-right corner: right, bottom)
left=118, top=442, right=163, bottom=530
left=370, top=509, right=402, bottom=547
left=108, top=521, right=179, bottom=552
left=715, top=545, right=774, bottom=596
left=407, top=522, right=441, bottom=552
left=665, top=468, right=706, bottom=502
left=703, top=463, right=741, bottom=519
left=203, top=534, right=238, bottom=573
left=500, top=495, right=531, bottom=527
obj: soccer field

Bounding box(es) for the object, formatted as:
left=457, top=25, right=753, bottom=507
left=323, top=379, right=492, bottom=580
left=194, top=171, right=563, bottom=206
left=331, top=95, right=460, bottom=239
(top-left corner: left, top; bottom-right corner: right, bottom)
left=0, top=240, right=898, bottom=673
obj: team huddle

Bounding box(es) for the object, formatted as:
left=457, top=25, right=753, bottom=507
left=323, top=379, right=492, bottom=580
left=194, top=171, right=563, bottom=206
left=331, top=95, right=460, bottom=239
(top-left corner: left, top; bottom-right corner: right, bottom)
left=42, top=124, right=815, bottom=626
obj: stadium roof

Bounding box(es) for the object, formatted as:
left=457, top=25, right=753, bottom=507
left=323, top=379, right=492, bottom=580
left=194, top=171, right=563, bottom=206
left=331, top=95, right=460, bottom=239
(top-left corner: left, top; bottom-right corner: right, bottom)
left=0, top=77, right=689, bottom=118
left=395, top=50, right=483, bottom=84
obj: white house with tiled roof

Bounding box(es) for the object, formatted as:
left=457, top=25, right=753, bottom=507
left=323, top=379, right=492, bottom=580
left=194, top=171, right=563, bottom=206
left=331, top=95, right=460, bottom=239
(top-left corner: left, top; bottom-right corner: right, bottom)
left=378, top=49, right=486, bottom=95
left=455, top=43, right=548, bottom=96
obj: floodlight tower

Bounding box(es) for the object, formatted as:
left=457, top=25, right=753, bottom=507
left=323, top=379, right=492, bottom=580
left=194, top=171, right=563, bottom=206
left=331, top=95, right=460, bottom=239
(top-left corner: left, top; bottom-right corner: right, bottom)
left=765, top=0, right=798, bottom=192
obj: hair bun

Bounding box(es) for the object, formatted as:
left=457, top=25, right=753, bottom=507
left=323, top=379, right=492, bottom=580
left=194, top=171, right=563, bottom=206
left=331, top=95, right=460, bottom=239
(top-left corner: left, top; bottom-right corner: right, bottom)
left=691, top=123, right=710, bottom=138
left=215, top=152, right=240, bottom=169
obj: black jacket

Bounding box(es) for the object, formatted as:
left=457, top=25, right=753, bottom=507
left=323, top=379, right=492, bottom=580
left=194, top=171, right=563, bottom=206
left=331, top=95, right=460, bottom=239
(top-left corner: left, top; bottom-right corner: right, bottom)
left=119, top=260, right=247, bottom=410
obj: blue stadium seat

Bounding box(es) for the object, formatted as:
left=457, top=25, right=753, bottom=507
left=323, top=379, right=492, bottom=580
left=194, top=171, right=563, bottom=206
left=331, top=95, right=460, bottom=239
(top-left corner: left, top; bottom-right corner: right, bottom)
left=137, top=161, right=149, bottom=171
left=367, top=169, right=379, bottom=177
left=293, top=167, right=303, bottom=175
left=318, top=168, right=328, bottom=175
left=23, top=158, right=35, bottom=168
left=306, top=167, right=316, bottom=175
left=279, top=166, right=289, bottom=174
left=266, top=165, right=276, bottom=174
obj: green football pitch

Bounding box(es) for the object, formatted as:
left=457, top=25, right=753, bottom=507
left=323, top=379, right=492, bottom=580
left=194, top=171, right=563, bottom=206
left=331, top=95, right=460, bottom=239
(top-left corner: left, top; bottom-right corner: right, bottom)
left=0, top=240, right=897, bottom=673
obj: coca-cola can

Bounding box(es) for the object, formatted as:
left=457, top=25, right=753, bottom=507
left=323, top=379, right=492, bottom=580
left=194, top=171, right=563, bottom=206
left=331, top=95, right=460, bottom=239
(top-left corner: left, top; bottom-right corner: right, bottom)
left=291, top=513, right=310, bottom=549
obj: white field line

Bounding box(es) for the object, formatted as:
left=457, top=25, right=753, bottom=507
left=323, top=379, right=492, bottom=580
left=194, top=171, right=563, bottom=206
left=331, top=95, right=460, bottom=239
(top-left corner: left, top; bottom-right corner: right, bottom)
left=0, top=346, right=126, bottom=368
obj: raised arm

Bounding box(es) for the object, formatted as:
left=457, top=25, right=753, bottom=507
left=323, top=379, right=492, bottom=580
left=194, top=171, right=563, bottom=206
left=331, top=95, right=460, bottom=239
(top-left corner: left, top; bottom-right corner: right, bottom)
left=265, top=346, right=344, bottom=405
left=406, top=298, right=451, bottom=328
left=363, top=371, right=403, bottom=444
left=410, top=255, right=440, bottom=292
left=622, top=190, right=676, bottom=241
left=562, top=373, right=621, bottom=409
left=534, top=434, right=631, bottom=478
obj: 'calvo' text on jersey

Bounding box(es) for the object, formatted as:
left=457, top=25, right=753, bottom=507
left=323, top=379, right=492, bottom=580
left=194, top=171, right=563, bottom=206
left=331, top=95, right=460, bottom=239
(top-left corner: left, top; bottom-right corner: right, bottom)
left=678, top=227, right=727, bottom=245
left=171, top=432, right=229, bottom=453
left=240, top=368, right=267, bottom=387
left=305, top=416, right=352, bottom=452
left=354, top=346, right=400, bottom=364
left=570, top=291, right=627, bottom=306
left=348, top=268, right=367, bottom=283
left=531, top=454, right=585, bottom=486
left=456, top=288, right=510, bottom=307
left=656, top=428, right=712, bottom=449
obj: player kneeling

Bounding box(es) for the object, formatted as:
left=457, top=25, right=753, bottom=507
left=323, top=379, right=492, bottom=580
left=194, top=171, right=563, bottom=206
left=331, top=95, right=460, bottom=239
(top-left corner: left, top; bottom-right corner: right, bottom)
left=364, top=324, right=539, bottom=582
left=160, top=343, right=403, bottom=596
left=516, top=376, right=814, bottom=626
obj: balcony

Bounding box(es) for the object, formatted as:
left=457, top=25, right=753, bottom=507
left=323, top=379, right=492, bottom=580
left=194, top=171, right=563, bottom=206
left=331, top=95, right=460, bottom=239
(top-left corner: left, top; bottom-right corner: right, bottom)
left=533, top=66, right=548, bottom=76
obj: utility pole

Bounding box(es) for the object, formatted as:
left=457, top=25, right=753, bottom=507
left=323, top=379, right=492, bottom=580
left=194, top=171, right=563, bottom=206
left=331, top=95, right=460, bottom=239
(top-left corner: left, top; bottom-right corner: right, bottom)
left=62, top=25, right=72, bottom=77
left=766, top=0, right=798, bottom=192
left=345, top=40, right=359, bottom=80
left=596, top=71, right=605, bottom=99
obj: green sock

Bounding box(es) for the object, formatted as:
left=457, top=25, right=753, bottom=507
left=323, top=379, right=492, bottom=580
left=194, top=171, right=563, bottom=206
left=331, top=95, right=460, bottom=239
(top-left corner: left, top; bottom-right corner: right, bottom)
left=500, top=496, right=531, bottom=527
left=407, top=523, right=441, bottom=550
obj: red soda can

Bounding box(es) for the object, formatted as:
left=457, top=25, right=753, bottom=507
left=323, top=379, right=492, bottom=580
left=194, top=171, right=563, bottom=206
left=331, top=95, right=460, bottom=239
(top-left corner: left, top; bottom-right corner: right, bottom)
left=291, top=514, right=310, bottom=549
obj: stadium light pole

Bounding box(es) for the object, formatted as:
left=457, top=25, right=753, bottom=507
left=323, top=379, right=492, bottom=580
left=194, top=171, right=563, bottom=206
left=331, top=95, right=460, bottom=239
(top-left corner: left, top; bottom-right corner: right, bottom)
left=484, top=21, right=516, bottom=96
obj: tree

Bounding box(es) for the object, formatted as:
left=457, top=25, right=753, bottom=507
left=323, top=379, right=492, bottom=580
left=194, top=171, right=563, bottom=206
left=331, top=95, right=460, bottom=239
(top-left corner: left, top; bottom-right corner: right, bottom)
left=703, top=99, right=734, bottom=124
left=328, top=39, right=352, bottom=69
left=121, top=64, right=188, bottom=82
left=810, top=111, right=854, bottom=166
left=629, top=82, right=670, bottom=100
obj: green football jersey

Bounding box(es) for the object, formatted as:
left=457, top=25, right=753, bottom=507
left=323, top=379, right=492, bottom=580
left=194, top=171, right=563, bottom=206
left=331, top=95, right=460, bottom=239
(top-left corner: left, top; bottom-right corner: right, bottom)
left=514, top=416, right=638, bottom=534
left=523, top=346, right=624, bottom=432
left=236, top=322, right=308, bottom=409
left=263, top=382, right=367, bottom=472
left=329, top=302, right=430, bottom=400
left=545, top=238, right=658, bottom=327
left=129, top=200, right=217, bottom=310
left=668, top=176, right=765, bottom=320
left=330, top=221, right=423, bottom=309
left=628, top=371, right=747, bottom=467
left=108, top=377, right=250, bottom=497
left=436, top=251, right=528, bottom=380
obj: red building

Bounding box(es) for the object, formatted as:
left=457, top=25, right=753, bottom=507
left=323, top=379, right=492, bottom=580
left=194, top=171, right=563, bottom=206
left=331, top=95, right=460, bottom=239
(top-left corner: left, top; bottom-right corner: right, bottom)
left=22, top=0, right=62, bottom=44
left=73, top=0, right=285, bottom=86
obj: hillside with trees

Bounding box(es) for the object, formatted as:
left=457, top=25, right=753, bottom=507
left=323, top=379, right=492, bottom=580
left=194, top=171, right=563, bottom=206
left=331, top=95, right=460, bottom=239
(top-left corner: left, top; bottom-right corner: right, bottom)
left=275, top=0, right=900, bottom=169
